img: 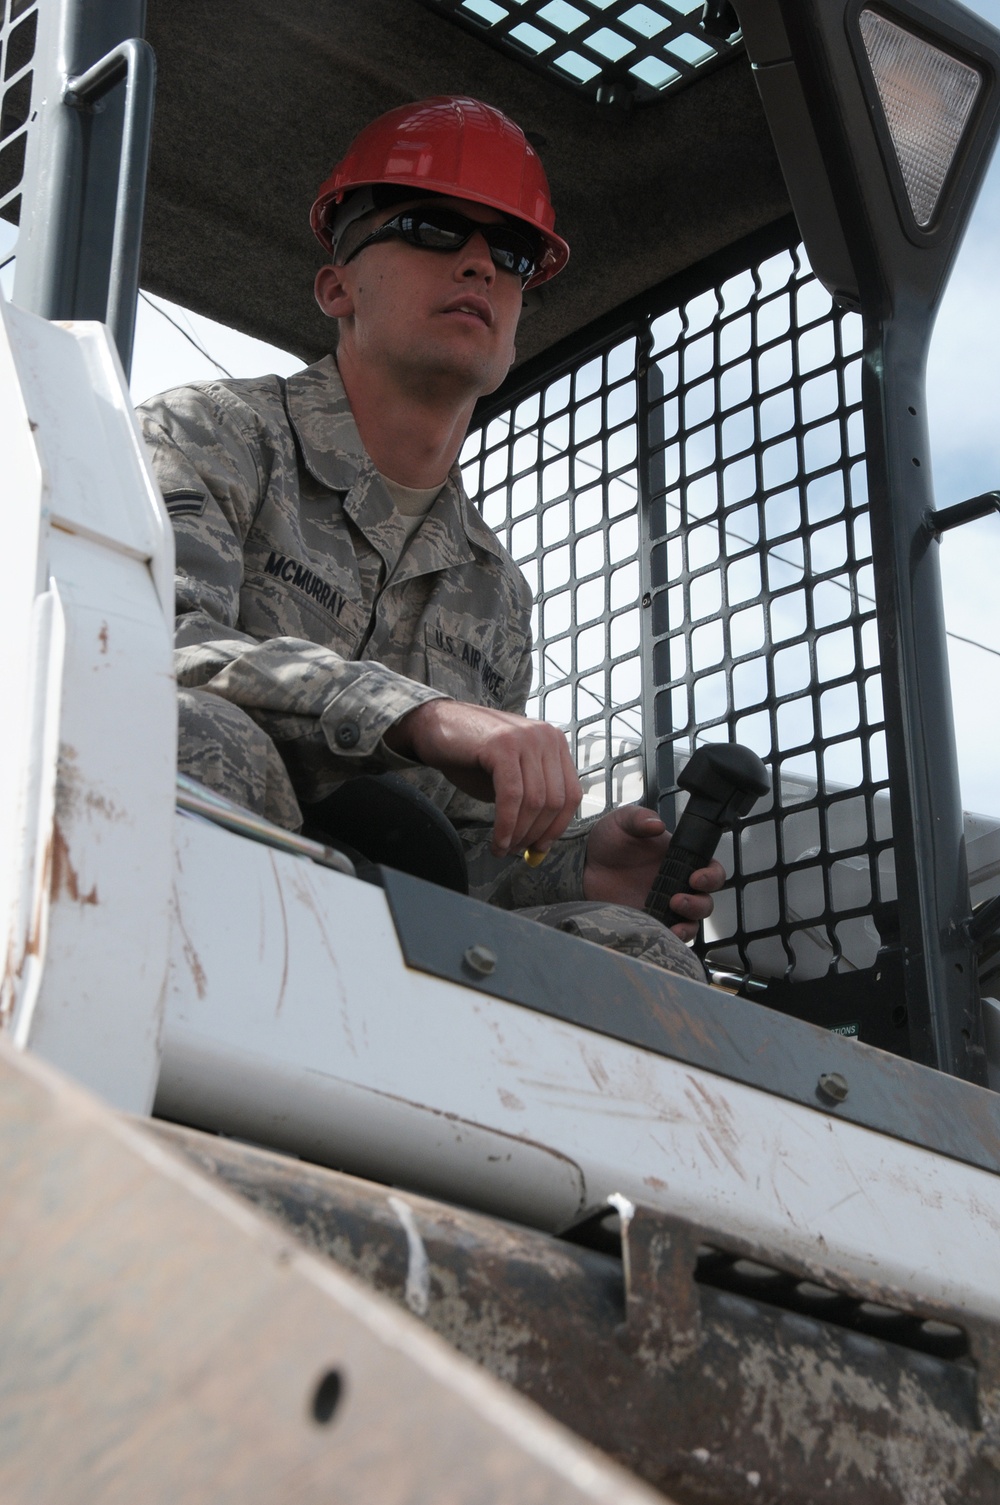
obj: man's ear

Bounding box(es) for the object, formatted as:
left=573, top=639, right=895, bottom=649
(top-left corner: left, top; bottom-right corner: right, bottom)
left=314, top=263, right=354, bottom=319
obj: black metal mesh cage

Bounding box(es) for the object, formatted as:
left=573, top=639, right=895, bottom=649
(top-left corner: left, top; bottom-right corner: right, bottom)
left=0, top=0, right=38, bottom=229
left=464, top=219, right=894, bottom=991
left=419, top=0, right=742, bottom=104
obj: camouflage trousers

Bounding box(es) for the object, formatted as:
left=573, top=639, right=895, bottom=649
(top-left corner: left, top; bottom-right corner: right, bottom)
left=515, top=901, right=705, bottom=982
left=178, top=688, right=706, bottom=983
left=178, top=688, right=306, bottom=830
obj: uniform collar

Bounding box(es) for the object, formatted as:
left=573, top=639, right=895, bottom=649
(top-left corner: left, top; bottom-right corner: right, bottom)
left=283, top=356, right=509, bottom=572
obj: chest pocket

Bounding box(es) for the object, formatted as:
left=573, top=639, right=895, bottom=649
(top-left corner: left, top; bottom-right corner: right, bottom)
left=424, top=616, right=516, bottom=708
left=243, top=546, right=362, bottom=655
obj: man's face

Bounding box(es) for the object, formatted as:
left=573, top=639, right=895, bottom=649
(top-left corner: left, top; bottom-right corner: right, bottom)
left=318, top=196, right=526, bottom=401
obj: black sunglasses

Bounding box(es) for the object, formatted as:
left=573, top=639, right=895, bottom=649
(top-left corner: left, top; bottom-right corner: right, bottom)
left=340, top=206, right=540, bottom=283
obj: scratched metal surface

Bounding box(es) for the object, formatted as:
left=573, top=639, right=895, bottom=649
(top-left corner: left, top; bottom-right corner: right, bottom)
left=0, top=1039, right=665, bottom=1505
left=0, top=312, right=176, bottom=1116
left=379, top=867, right=1000, bottom=1178
left=154, top=1120, right=1000, bottom=1505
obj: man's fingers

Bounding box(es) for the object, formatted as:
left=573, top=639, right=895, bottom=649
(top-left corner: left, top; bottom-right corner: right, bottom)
left=490, top=732, right=581, bottom=856
left=687, top=859, right=727, bottom=894
left=487, top=728, right=549, bottom=855
left=518, top=742, right=578, bottom=852
left=512, top=747, right=553, bottom=847
left=617, top=805, right=666, bottom=839
left=490, top=753, right=525, bottom=856
left=509, top=760, right=576, bottom=854
left=669, top=890, right=715, bottom=924
left=492, top=731, right=559, bottom=854
left=532, top=745, right=583, bottom=852
left=392, top=700, right=582, bottom=858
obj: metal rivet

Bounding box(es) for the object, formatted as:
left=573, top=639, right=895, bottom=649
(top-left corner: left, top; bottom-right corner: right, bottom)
left=817, top=1071, right=849, bottom=1104
left=641, top=592, right=652, bottom=607
left=463, top=944, right=497, bottom=977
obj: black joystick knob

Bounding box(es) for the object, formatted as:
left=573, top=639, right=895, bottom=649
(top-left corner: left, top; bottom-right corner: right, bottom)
left=644, top=743, right=771, bottom=926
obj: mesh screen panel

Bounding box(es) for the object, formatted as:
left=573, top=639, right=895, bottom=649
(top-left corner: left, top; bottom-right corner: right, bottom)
left=0, top=0, right=38, bottom=228
left=419, top=0, right=741, bottom=103
left=463, top=222, right=893, bottom=984
left=463, top=334, right=650, bottom=816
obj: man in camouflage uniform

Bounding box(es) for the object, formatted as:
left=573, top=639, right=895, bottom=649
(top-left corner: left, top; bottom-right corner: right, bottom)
left=138, top=97, right=723, bottom=982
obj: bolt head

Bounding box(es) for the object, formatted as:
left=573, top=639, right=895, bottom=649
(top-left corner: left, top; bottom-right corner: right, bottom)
left=817, top=1071, right=849, bottom=1104
left=463, top=943, right=497, bottom=977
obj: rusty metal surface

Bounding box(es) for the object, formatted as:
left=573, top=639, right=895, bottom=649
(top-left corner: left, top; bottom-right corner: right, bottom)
left=152, top=1119, right=1000, bottom=1505
left=379, top=867, right=1000, bottom=1180
left=0, top=1039, right=667, bottom=1505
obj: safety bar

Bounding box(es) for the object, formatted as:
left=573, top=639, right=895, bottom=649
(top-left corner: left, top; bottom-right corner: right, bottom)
left=176, top=774, right=356, bottom=878
left=63, top=37, right=155, bottom=374
left=926, top=491, right=1000, bottom=538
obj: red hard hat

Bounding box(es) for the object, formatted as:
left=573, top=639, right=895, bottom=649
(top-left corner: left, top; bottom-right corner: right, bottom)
left=310, top=96, right=569, bottom=290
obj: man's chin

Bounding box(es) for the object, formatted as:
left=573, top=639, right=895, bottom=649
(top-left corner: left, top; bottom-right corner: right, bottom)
left=402, top=349, right=513, bottom=400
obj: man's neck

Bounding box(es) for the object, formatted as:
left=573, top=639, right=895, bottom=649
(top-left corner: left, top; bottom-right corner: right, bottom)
left=336, top=348, right=476, bottom=489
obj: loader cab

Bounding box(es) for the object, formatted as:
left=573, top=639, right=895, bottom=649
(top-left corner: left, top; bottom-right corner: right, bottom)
left=134, top=0, right=1000, bottom=1082
left=10, top=9, right=1000, bottom=1500
left=4, top=0, right=1000, bottom=1094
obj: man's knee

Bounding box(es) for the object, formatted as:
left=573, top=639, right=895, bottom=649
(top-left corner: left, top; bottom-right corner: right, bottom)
left=517, top=899, right=706, bottom=983
left=177, top=689, right=303, bottom=831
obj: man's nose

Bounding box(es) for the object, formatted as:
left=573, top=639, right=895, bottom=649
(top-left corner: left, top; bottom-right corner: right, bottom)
left=457, top=231, right=496, bottom=281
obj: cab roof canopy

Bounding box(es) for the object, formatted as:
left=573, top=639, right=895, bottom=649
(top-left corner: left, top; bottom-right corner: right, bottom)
left=140, top=0, right=790, bottom=371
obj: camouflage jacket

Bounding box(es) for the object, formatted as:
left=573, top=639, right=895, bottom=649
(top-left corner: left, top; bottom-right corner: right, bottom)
left=138, top=357, right=590, bottom=906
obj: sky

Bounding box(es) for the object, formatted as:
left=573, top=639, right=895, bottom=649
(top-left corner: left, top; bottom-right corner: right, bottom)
left=923, top=0, right=1000, bottom=817
left=3, top=1, right=1000, bottom=817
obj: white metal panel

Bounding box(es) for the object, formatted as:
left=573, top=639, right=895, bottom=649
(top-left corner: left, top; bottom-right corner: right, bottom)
left=19, top=531, right=176, bottom=1108
left=11, top=310, right=170, bottom=588
left=0, top=299, right=176, bottom=1112
left=161, top=814, right=1000, bottom=1321
left=2, top=589, right=64, bottom=1043
left=0, top=296, right=52, bottom=1031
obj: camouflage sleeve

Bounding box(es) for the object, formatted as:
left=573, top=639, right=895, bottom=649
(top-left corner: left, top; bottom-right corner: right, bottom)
left=138, top=385, right=444, bottom=783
